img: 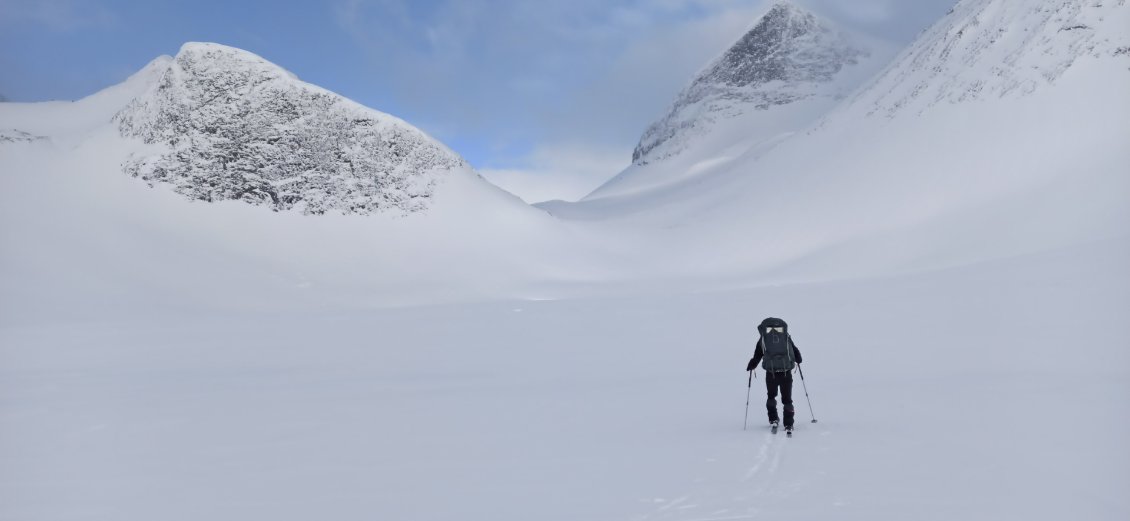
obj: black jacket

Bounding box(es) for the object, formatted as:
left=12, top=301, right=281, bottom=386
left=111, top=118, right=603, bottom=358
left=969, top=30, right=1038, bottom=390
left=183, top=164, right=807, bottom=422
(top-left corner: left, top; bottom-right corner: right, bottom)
left=746, top=338, right=802, bottom=371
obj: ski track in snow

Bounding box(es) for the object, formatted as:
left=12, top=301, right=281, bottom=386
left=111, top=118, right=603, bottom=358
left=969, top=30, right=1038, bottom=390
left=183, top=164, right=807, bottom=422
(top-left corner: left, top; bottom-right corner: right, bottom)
left=741, top=435, right=774, bottom=482
left=642, top=425, right=800, bottom=520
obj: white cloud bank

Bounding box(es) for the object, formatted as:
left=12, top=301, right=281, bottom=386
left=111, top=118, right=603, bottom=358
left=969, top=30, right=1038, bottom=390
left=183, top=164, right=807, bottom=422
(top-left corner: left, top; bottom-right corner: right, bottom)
left=479, top=143, right=629, bottom=203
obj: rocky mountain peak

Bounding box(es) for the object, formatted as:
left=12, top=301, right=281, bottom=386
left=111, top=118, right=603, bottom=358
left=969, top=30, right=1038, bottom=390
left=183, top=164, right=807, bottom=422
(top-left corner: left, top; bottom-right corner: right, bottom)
left=630, top=2, right=873, bottom=166
left=114, top=42, right=468, bottom=215
left=700, top=2, right=825, bottom=87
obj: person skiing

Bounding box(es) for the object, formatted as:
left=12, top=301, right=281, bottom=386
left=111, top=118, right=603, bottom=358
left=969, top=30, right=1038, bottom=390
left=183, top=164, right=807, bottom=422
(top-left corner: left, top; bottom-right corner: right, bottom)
left=745, top=317, right=803, bottom=433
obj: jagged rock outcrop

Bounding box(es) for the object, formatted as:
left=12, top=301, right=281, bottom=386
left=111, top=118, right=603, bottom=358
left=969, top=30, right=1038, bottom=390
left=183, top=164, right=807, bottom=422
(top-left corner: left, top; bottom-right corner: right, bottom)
left=0, top=129, right=48, bottom=144
left=114, top=43, right=467, bottom=215
left=632, top=1, right=872, bottom=166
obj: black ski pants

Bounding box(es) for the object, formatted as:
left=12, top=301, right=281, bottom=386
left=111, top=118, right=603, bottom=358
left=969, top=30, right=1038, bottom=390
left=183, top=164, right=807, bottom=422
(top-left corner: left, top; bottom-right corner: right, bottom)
left=765, top=371, right=795, bottom=427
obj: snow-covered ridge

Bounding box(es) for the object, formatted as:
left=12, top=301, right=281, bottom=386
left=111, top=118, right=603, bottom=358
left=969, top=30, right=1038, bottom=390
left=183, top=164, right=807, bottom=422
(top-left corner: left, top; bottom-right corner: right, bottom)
left=854, top=0, right=1130, bottom=119
left=631, top=1, right=873, bottom=166
left=114, top=42, right=468, bottom=215
left=560, top=0, right=1129, bottom=283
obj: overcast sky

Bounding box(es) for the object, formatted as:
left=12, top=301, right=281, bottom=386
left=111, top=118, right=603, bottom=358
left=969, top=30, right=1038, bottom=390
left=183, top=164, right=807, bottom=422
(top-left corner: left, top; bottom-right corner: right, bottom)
left=0, top=0, right=956, bottom=202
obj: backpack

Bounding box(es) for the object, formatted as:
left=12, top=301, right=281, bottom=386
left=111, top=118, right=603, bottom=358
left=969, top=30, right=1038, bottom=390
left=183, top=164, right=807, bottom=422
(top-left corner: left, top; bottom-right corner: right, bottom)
left=758, top=317, right=796, bottom=372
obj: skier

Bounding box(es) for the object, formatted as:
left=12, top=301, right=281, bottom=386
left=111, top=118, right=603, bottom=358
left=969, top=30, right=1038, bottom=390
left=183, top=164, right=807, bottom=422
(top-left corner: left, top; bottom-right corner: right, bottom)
left=745, top=317, right=803, bottom=433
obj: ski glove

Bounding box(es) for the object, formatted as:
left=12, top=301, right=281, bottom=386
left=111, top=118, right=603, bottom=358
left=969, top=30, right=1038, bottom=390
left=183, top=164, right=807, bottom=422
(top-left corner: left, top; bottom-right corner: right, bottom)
left=746, top=358, right=757, bottom=371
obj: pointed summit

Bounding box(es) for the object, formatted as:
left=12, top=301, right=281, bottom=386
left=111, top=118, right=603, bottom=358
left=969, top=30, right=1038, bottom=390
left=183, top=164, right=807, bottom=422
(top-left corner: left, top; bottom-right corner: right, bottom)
left=585, top=2, right=889, bottom=199
left=699, top=1, right=841, bottom=88
left=629, top=1, right=875, bottom=166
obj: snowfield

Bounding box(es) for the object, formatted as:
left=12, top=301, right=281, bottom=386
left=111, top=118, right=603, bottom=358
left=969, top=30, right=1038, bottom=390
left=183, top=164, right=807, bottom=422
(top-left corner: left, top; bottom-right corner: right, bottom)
left=1, top=0, right=1129, bottom=519
left=3, top=240, right=1127, bottom=520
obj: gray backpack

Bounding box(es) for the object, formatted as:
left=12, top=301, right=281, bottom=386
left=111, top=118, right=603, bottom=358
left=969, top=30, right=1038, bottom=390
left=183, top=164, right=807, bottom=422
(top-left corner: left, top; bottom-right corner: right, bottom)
left=759, top=317, right=796, bottom=372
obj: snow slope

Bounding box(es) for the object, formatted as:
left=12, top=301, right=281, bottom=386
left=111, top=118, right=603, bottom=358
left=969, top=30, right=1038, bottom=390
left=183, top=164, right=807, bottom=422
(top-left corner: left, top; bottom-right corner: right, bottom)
left=546, top=0, right=1130, bottom=285
left=585, top=2, right=894, bottom=200
left=2, top=239, right=1126, bottom=521
left=2, top=3, right=1129, bottom=520
left=0, top=44, right=613, bottom=321
left=5, top=1, right=1125, bottom=307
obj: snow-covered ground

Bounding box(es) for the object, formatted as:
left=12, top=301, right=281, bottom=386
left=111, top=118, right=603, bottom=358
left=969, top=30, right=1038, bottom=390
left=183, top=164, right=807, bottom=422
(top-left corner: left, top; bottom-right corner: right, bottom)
left=3, top=238, right=1127, bottom=520
left=2, top=1, right=1129, bottom=519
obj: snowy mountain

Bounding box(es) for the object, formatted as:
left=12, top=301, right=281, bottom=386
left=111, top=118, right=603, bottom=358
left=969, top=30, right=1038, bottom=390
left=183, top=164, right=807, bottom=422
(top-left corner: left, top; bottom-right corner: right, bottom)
left=585, top=1, right=891, bottom=199
left=0, top=43, right=598, bottom=319
left=115, top=43, right=469, bottom=215
left=2, top=4, right=1129, bottom=521
left=550, top=0, right=1130, bottom=283
left=852, top=0, right=1130, bottom=118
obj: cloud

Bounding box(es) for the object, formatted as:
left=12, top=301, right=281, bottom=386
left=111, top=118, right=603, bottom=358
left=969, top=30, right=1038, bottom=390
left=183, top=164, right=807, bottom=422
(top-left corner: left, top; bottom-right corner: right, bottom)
left=479, top=142, right=629, bottom=203
left=538, top=2, right=769, bottom=145
left=0, top=0, right=116, bottom=31
left=800, top=0, right=895, bottom=25
left=477, top=1, right=774, bottom=202
left=332, top=0, right=774, bottom=191
left=333, top=0, right=770, bottom=142
left=332, top=0, right=956, bottom=202
left=799, top=0, right=955, bottom=42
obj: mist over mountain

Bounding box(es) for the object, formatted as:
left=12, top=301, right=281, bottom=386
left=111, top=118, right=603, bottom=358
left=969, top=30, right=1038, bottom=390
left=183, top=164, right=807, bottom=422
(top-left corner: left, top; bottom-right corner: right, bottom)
left=587, top=1, right=892, bottom=200
left=633, top=2, right=872, bottom=165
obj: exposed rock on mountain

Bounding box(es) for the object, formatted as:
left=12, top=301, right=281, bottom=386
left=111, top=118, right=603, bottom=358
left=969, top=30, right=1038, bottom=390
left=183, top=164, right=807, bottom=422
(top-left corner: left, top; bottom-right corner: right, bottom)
left=854, top=0, right=1130, bottom=118
left=115, top=43, right=468, bottom=215
left=581, top=2, right=889, bottom=201
left=0, top=129, right=48, bottom=144
left=631, top=1, right=874, bottom=166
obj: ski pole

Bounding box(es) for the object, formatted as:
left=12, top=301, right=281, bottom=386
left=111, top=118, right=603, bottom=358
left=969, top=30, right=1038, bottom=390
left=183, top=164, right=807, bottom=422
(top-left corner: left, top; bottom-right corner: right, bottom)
left=797, top=364, right=818, bottom=423
left=743, top=370, right=753, bottom=430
